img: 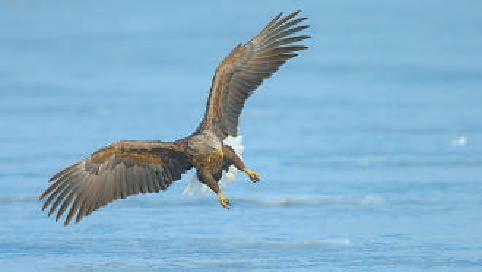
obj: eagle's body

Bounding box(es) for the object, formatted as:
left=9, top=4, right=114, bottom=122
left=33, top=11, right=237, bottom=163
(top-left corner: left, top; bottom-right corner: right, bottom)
left=40, top=10, right=309, bottom=225
left=187, top=130, right=223, bottom=173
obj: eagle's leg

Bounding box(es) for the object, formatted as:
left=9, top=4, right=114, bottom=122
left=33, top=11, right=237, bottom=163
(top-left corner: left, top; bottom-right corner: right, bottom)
left=222, top=145, right=260, bottom=183
left=197, top=169, right=230, bottom=208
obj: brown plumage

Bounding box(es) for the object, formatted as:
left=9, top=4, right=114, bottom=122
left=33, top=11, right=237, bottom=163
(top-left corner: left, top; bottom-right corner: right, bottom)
left=40, top=10, right=309, bottom=225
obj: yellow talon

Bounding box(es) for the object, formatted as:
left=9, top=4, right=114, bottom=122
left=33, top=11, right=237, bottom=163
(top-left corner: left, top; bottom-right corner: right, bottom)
left=218, top=192, right=231, bottom=209
left=244, top=169, right=260, bottom=183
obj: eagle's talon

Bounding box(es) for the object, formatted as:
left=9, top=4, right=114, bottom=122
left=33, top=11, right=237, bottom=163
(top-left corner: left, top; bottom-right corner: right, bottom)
left=218, top=193, right=231, bottom=209
left=245, top=169, right=260, bottom=183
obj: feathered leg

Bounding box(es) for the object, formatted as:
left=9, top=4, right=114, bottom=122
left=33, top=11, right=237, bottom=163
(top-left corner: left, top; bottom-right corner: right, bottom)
left=197, top=168, right=230, bottom=208
left=222, top=145, right=260, bottom=183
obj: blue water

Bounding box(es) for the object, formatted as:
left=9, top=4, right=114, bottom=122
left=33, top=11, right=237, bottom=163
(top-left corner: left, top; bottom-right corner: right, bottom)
left=1, top=1, right=482, bottom=271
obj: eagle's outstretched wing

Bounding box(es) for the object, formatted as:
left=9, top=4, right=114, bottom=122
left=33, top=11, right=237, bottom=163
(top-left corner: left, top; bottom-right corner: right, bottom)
left=39, top=140, right=192, bottom=225
left=199, top=10, right=310, bottom=138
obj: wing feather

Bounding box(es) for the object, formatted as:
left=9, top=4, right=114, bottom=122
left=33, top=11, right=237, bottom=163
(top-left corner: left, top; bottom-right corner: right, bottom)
left=199, top=10, right=310, bottom=137
left=39, top=140, right=192, bottom=225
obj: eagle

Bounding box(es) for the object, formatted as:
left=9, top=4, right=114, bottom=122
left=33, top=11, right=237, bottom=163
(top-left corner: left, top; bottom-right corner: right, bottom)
left=39, top=10, right=310, bottom=225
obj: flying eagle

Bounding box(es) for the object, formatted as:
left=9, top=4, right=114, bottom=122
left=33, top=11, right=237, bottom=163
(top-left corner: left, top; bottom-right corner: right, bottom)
left=39, top=10, right=310, bottom=225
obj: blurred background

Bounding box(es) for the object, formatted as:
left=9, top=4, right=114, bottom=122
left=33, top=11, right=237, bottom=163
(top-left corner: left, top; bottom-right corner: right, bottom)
left=1, top=0, right=482, bottom=271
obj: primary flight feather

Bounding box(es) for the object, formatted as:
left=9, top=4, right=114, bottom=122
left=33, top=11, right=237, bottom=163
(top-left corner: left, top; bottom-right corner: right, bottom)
left=39, top=10, right=310, bottom=225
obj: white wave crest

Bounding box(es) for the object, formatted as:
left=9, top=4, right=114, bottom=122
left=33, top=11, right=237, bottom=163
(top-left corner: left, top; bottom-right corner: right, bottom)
left=451, top=136, right=467, bottom=146
left=236, top=195, right=385, bottom=207
left=0, top=195, right=36, bottom=204
left=303, top=239, right=351, bottom=246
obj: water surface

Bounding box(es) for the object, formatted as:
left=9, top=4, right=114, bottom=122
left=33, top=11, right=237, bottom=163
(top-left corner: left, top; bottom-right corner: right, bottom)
left=1, top=1, right=482, bottom=271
